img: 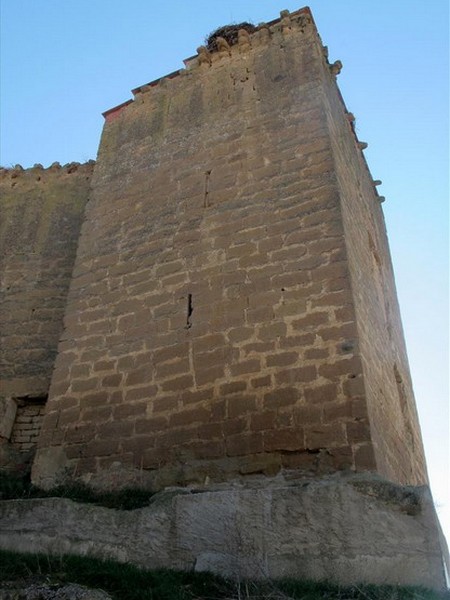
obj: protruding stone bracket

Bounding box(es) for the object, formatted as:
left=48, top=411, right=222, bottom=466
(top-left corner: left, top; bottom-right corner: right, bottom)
left=238, top=29, right=252, bottom=52
left=358, top=141, right=368, bottom=150
left=330, top=60, right=343, bottom=76
left=372, top=181, right=384, bottom=202
left=280, top=10, right=292, bottom=34
left=346, top=113, right=356, bottom=136
left=216, top=36, right=231, bottom=58
left=256, top=23, right=271, bottom=45
left=197, top=46, right=212, bottom=66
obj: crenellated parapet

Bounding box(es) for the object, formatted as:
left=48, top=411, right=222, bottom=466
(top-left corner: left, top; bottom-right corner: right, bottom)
left=105, top=8, right=328, bottom=122
left=0, top=160, right=95, bottom=188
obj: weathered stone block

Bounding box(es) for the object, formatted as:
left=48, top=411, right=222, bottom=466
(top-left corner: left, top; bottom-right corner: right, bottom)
left=226, top=433, right=263, bottom=457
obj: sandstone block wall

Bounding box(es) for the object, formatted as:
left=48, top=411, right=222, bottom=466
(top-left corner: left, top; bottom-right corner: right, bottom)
left=31, top=8, right=427, bottom=491
left=9, top=398, right=47, bottom=452
left=0, top=162, right=93, bottom=468
left=320, top=65, right=428, bottom=485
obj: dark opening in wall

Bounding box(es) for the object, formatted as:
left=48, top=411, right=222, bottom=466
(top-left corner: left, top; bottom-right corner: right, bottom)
left=10, top=396, right=48, bottom=453
left=185, top=294, right=193, bottom=329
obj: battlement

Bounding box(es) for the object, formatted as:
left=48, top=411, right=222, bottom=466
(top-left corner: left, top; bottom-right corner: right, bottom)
left=0, top=160, right=95, bottom=188
left=101, top=9, right=385, bottom=204
left=104, top=8, right=327, bottom=122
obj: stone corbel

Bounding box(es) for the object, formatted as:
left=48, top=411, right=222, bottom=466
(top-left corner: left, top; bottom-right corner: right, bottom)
left=256, top=23, right=271, bottom=45
left=346, top=112, right=356, bottom=133
left=216, top=36, right=231, bottom=58
left=330, top=60, right=343, bottom=76
left=238, top=29, right=251, bottom=52
left=280, top=10, right=292, bottom=33
left=197, top=46, right=212, bottom=66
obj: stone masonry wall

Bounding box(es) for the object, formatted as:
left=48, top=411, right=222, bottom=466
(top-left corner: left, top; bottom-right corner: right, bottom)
left=320, top=62, right=428, bottom=485
left=0, top=162, right=94, bottom=397
left=0, top=162, right=93, bottom=469
left=32, top=8, right=426, bottom=491
left=33, top=10, right=375, bottom=490
left=10, top=398, right=47, bottom=452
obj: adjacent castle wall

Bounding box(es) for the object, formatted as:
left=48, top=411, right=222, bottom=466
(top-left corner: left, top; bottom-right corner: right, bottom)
left=0, top=162, right=93, bottom=470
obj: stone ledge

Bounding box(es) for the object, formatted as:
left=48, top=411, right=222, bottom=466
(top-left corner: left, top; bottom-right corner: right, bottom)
left=0, top=474, right=448, bottom=591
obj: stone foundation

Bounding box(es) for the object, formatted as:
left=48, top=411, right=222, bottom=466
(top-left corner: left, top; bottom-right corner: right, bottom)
left=0, top=474, right=447, bottom=591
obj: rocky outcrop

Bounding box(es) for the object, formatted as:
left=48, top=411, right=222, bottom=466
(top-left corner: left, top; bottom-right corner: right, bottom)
left=0, top=475, right=447, bottom=591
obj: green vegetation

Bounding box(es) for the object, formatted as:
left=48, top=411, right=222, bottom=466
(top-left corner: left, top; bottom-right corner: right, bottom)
left=0, top=471, right=155, bottom=510
left=0, top=550, right=446, bottom=600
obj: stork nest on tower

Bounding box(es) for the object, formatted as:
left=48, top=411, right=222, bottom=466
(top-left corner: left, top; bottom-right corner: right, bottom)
left=206, top=23, right=257, bottom=52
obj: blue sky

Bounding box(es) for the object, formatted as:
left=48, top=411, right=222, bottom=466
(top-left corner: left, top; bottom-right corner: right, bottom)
left=1, top=1, right=448, bottom=540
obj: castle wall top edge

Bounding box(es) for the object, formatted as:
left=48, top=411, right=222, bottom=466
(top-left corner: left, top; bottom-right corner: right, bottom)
left=0, top=160, right=96, bottom=181
left=102, top=6, right=315, bottom=121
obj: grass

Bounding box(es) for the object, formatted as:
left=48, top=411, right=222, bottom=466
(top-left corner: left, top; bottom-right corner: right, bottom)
left=0, top=471, right=155, bottom=510
left=0, top=550, right=446, bottom=600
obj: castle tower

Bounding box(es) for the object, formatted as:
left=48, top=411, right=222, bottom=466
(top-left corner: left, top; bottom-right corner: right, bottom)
left=0, top=6, right=446, bottom=589
left=31, top=8, right=428, bottom=491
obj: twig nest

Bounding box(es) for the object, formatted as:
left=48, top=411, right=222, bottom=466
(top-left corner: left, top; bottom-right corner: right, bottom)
left=206, top=23, right=257, bottom=52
